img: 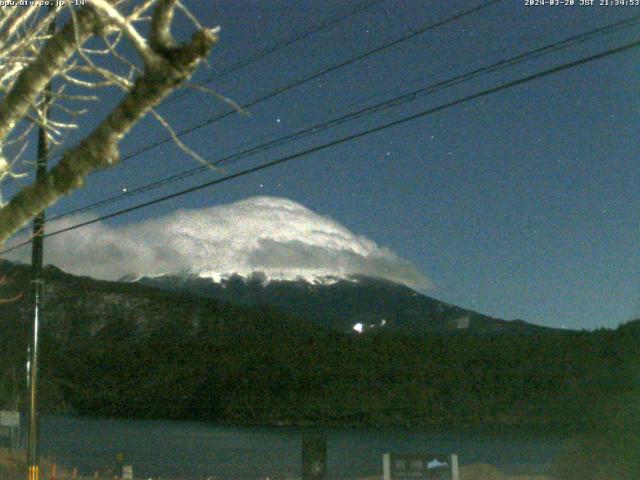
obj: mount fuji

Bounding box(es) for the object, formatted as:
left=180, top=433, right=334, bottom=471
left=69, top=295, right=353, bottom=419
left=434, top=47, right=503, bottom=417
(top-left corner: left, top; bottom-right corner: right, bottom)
left=2, top=196, right=562, bottom=335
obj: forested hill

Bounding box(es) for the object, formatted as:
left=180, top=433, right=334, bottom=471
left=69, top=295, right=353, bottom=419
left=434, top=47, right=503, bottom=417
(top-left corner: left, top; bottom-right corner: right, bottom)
left=0, top=259, right=638, bottom=431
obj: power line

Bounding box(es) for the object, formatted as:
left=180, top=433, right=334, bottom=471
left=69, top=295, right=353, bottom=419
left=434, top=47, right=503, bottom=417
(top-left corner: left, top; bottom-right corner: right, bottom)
left=101, top=0, right=505, bottom=167
left=2, top=38, right=637, bottom=256
left=47, top=13, right=640, bottom=222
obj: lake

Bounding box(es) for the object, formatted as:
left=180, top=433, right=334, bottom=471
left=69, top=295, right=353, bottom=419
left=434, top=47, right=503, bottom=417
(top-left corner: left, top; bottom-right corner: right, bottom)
left=39, top=415, right=568, bottom=479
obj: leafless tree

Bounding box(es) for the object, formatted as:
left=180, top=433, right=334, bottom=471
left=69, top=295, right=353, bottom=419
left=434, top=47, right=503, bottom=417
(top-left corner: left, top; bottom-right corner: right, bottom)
left=0, top=0, right=218, bottom=245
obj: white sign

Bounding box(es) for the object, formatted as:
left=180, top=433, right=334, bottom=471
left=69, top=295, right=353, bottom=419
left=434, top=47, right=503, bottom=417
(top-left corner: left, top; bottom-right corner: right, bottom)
left=0, top=411, right=19, bottom=427
left=383, top=453, right=459, bottom=480
left=122, top=465, right=133, bottom=480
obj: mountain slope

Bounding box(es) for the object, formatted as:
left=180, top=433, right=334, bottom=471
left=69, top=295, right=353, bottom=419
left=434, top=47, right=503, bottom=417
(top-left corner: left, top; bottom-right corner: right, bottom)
left=0, top=258, right=563, bottom=338
left=0, top=260, right=323, bottom=347
left=138, top=273, right=561, bottom=335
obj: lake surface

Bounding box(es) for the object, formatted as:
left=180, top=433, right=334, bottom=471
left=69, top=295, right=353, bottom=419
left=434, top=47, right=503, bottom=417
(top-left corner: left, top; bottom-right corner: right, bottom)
left=39, top=415, right=569, bottom=479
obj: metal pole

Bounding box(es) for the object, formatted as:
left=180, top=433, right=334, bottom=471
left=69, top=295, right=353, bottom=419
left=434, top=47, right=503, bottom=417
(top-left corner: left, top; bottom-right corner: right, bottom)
left=27, top=9, right=54, bottom=480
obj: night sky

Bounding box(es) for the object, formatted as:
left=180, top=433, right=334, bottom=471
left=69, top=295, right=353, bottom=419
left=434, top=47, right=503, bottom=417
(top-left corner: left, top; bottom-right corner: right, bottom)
left=3, top=0, right=639, bottom=330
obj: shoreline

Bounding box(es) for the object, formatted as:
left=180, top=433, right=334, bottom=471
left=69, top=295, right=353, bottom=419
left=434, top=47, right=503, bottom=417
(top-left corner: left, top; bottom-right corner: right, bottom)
left=43, top=409, right=585, bottom=437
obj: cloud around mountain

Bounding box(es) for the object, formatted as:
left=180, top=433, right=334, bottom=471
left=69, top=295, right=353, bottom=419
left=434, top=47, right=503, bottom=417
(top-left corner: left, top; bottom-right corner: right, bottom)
left=5, top=196, right=431, bottom=291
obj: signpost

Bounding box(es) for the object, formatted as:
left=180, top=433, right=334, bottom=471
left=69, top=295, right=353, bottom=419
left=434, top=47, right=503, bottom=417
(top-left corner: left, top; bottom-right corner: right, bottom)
left=0, top=410, right=21, bottom=450
left=0, top=411, right=19, bottom=427
left=383, top=453, right=459, bottom=480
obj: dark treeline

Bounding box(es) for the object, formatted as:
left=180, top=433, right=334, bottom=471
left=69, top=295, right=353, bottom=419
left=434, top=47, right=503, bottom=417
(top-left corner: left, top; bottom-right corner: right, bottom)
left=2, top=302, right=637, bottom=432
left=0, top=259, right=638, bottom=432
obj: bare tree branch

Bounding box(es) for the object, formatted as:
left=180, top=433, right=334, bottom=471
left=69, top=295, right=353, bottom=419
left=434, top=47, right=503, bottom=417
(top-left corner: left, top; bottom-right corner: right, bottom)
left=0, top=6, right=99, bottom=144
left=91, top=0, right=157, bottom=65
left=0, top=1, right=219, bottom=244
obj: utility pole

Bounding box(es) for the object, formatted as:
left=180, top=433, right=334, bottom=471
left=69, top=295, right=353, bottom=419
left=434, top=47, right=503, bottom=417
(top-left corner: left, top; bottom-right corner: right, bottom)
left=27, top=92, right=49, bottom=480
left=27, top=9, right=54, bottom=480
